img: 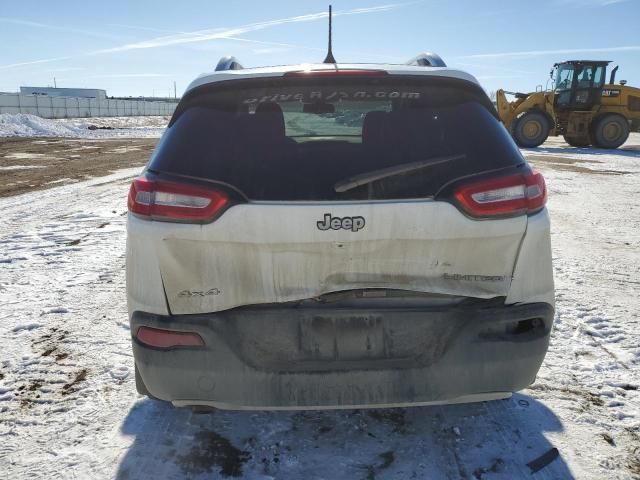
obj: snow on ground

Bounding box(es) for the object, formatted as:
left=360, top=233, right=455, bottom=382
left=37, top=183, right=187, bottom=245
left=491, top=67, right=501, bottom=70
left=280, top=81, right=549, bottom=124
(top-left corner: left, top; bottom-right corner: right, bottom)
left=522, top=136, right=640, bottom=478
left=524, top=133, right=640, bottom=174
left=0, top=138, right=639, bottom=479
left=57, top=115, right=170, bottom=129
left=0, top=113, right=167, bottom=139
left=0, top=165, right=46, bottom=171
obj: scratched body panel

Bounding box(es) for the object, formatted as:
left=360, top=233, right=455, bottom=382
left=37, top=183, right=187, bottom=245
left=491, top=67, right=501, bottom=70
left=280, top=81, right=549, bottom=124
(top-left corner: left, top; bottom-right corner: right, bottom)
left=144, top=202, right=526, bottom=314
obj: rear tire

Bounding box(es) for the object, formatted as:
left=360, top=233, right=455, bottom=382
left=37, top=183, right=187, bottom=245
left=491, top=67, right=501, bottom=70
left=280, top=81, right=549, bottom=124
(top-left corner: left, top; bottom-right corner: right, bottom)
left=512, top=111, right=550, bottom=148
left=563, top=135, right=591, bottom=147
left=592, top=114, right=629, bottom=149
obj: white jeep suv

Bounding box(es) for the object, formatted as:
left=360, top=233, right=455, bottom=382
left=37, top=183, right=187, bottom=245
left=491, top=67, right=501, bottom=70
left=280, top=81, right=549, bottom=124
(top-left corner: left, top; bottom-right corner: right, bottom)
left=126, top=54, right=554, bottom=410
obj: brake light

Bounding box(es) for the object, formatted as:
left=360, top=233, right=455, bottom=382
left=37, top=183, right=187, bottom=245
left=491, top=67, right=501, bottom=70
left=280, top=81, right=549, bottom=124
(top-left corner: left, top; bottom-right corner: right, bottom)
left=453, top=171, right=547, bottom=217
left=128, top=176, right=229, bottom=222
left=284, top=69, right=387, bottom=77
left=136, top=326, right=204, bottom=349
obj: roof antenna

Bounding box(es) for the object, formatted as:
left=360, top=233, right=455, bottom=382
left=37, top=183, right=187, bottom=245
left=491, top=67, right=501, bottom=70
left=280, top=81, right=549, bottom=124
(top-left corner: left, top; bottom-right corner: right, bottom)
left=323, top=5, right=336, bottom=64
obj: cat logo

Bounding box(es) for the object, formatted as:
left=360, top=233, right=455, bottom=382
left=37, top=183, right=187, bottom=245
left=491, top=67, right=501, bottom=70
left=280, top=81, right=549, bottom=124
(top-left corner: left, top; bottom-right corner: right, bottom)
left=602, top=89, right=620, bottom=97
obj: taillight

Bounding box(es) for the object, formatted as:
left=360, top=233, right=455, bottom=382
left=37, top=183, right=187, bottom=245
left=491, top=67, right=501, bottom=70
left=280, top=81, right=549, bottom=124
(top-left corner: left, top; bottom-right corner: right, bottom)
left=128, top=176, right=229, bottom=222
left=453, top=171, right=546, bottom=218
left=136, top=326, right=204, bottom=349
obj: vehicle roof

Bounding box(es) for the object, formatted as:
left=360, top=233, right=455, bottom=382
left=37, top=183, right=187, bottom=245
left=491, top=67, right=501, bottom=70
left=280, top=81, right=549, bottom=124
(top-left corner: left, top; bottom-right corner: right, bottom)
left=555, top=60, right=611, bottom=65
left=185, top=63, right=480, bottom=95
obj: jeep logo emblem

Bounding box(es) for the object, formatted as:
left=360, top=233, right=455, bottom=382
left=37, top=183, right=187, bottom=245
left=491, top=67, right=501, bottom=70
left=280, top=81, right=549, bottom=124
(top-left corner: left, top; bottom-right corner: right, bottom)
left=317, top=213, right=365, bottom=232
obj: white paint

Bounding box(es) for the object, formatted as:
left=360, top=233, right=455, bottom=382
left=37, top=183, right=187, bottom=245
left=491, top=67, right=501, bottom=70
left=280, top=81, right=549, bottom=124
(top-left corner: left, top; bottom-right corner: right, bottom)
left=187, top=63, right=480, bottom=93
left=127, top=201, right=529, bottom=315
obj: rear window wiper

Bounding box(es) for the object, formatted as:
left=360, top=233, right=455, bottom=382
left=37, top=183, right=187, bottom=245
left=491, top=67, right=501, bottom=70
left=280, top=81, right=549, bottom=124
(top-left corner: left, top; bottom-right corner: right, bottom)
left=334, top=154, right=466, bottom=193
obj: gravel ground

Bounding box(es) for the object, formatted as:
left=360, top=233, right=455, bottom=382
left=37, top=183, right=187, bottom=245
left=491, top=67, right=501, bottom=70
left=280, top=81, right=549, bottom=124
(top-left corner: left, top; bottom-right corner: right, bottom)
left=0, top=137, right=156, bottom=197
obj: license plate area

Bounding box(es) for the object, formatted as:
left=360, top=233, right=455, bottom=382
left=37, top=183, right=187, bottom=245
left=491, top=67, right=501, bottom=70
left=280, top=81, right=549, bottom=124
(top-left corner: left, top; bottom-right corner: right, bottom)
left=299, top=314, right=385, bottom=361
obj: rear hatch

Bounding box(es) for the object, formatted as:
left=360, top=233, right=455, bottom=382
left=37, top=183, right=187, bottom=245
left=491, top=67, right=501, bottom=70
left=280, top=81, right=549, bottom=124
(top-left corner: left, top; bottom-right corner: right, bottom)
left=141, top=72, right=532, bottom=314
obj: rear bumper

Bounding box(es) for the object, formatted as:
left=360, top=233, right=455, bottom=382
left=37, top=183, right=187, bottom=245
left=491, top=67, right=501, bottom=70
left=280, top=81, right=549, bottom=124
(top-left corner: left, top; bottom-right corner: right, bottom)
left=131, top=302, right=553, bottom=410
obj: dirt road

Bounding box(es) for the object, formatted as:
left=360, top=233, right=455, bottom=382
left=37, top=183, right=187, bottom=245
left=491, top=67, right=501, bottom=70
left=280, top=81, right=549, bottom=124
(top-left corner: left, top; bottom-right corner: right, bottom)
left=0, top=137, right=156, bottom=197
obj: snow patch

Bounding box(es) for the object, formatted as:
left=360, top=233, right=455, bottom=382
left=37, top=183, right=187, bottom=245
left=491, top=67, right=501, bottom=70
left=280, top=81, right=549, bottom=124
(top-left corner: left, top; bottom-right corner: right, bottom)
left=0, top=113, right=165, bottom=139
left=4, top=152, right=46, bottom=159
left=108, top=146, right=142, bottom=154
left=0, top=165, right=46, bottom=171
left=109, top=365, right=130, bottom=380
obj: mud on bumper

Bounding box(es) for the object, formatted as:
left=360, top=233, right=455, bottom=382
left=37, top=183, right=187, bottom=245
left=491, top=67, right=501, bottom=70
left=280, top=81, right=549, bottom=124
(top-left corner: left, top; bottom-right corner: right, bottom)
left=131, top=302, right=553, bottom=410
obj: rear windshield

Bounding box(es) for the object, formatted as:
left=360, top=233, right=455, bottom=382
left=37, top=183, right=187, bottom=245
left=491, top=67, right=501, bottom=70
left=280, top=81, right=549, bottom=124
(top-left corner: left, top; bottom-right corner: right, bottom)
left=148, top=75, right=524, bottom=201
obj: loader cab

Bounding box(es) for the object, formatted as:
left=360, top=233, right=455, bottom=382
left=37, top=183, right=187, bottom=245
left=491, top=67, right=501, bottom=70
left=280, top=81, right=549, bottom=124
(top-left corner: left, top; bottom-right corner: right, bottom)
left=553, top=60, right=609, bottom=110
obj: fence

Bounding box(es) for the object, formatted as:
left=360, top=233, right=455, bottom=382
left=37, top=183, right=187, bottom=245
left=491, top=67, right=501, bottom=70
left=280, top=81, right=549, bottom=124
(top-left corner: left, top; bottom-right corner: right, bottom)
left=0, top=93, right=177, bottom=118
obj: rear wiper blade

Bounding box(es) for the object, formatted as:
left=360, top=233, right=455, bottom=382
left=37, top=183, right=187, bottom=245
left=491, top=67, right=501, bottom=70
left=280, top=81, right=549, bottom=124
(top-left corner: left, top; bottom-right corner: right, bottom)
left=334, top=154, right=466, bottom=193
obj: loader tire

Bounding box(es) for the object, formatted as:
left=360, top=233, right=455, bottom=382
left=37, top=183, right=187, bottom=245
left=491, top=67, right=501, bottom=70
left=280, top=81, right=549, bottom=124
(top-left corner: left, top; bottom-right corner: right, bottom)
left=512, top=111, right=550, bottom=148
left=563, top=135, right=591, bottom=147
left=592, top=114, right=629, bottom=149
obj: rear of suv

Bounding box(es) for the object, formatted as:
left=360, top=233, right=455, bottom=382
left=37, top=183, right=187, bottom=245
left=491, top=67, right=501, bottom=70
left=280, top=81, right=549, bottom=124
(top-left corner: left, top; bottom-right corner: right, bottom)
left=127, top=54, right=554, bottom=410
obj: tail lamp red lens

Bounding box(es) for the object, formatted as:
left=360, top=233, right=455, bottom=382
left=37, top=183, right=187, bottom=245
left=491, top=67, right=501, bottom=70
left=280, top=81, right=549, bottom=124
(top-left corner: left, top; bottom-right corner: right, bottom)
left=136, top=326, right=204, bottom=349
left=454, top=171, right=547, bottom=217
left=128, top=176, right=229, bottom=222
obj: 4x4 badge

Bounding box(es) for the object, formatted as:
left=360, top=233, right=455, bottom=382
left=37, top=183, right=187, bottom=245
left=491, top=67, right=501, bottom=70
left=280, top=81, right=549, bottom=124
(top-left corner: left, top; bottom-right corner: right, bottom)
left=317, top=213, right=365, bottom=232
left=178, top=288, right=221, bottom=298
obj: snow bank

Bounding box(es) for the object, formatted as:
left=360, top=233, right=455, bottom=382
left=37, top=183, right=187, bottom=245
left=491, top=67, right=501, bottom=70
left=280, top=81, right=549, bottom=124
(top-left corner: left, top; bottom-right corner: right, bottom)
left=0, top=113, right=88, bottom=138
left=58, top=115, right=170, bottom=130
left=0, top=113, right=166, bottom=138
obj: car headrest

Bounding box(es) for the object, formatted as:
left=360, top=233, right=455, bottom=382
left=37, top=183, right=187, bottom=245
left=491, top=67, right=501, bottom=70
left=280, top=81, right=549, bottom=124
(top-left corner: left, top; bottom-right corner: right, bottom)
left=254, top=102, right=286, bottom=139
left=362, top=111, right=387, bottom=147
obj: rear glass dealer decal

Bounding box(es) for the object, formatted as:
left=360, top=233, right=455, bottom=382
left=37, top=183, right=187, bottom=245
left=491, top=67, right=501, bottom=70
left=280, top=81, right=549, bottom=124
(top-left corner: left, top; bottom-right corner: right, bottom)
left=243, top=90, right=421, bottom=104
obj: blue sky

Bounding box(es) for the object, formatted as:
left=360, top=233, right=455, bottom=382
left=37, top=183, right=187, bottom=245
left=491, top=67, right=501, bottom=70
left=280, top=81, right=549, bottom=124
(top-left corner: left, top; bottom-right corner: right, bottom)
left=1, top=0, right=639, bottom=97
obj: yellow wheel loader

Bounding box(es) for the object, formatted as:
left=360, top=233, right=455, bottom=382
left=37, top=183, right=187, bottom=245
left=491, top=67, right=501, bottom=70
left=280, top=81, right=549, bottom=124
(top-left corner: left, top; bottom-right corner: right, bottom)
left=496, top=60, right=640, bottom=148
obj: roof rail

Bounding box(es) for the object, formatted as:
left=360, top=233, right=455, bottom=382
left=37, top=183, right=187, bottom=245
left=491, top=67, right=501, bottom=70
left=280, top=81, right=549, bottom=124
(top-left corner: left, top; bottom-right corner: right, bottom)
left=215, top=56, right=243, bottom=72
left=406, top=52, right=446, bottom=68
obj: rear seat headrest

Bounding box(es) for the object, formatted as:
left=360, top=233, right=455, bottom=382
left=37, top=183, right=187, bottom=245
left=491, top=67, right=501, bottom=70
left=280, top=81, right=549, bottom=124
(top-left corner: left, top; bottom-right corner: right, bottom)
left=255, top=102, right=283, bottom=114
left=362, top=111, right=387, bottom=146
left=253, top=102, right=286, bottom=139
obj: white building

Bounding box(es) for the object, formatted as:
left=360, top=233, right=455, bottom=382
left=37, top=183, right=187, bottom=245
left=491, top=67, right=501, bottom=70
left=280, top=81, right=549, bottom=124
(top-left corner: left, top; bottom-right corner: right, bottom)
left=19, top=87, right=107, bottom=100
